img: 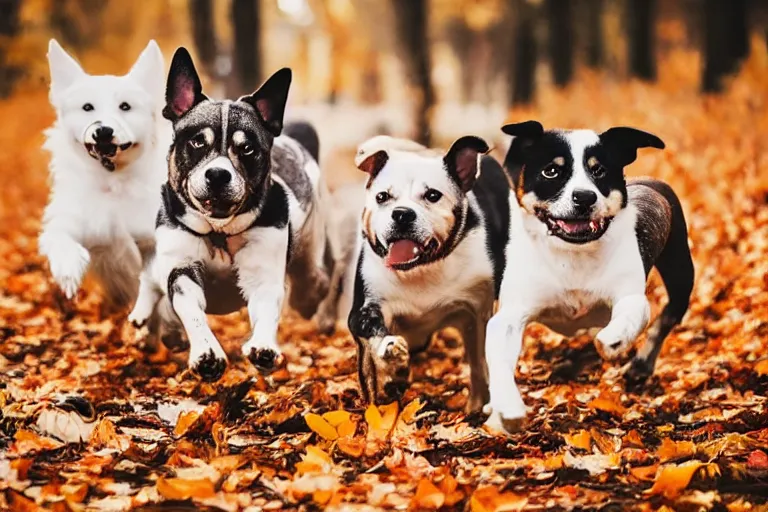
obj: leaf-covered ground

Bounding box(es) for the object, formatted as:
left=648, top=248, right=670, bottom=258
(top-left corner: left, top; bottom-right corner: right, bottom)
left=2, top=58, right=768, bottom=511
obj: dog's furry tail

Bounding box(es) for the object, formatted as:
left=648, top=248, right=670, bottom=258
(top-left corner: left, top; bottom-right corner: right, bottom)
left=284, top=121, right=320, bottom=164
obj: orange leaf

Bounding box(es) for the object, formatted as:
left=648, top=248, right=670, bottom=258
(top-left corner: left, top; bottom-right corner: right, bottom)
left=630, top=465, right=660, bottom=482
left=412, top=479, right=445, bottom=510
left=439, top=475, right=464, bottom=506
left=322, top=410, right=351, bottom=427
left=296, top=445, right=334, bottom=474
left=156, top=477, right=216, bottom=500
left=648, top=461, right=719, bottom=499
left=210, top=454, right=245, bottom=473
left=380, top=402, right=399, bottom=431
left=174, top=411, right=201, bottom=437
left=305, top=413, right=339, bottom=441
left=313, top=489, right=334, bottom=505
left=337, top=436, right=365, bottom=458
left=365, top=404, right=384, bottom=432
left=755, top=359, right=768, bottom=376
left=657, top=437, right=696, bottom=462
left=564, top=430, right=592, bottom=451
left=587, top=395, right=627, bottom=417
left=399, top=398, right=424, bottom=424
left=470, top=486, right=528, bottom=512
left=61, top=483, right=88, bottom=503
left=337, top=419, right=357, bottom=438
left=622, top=429, right=644, bottom=448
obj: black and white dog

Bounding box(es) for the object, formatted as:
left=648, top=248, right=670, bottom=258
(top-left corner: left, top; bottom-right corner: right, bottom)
left=348, top=135, right=510, bottom=412
left=128, top=48, right=331, bottom=381
left=484, top=121, right=694, bottom=433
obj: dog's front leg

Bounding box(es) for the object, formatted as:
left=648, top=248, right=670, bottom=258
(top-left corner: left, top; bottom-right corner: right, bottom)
left=236, top=228, right=289, bottom=373
left=483, top=308, right=529, bottom=434
left=39, top=227, right=90, bottom=300
left=128, top=265, right=161, bottom=329
left=595, top=294, right=650, bottom=361
left=349, top=300, right=409, bottom=404
left=167, top=263, right=228, bottom=381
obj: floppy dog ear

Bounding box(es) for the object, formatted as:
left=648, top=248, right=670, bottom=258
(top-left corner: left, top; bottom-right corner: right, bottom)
left=129, top=40, right=165, bottom=99
left=47, top=39, right=86, bottom=103
left=164, top=47, right=207, bottom=121
left=444, top=135, right=490, bottom=192
left=599, top=127, right=665, bottom=167
left=241, top=68, right=292, bottom=137
left=500, top=120, right=544, bottom=164
left=357, top=150, right=389, bottom=180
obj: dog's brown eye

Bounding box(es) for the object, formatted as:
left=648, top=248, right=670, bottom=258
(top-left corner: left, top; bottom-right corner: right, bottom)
left=541, top=165, right=559, bottom=179
left=119, top=102, right=131, bottom=111
left=424, top=189, right=443, bottom=203
left=375, top=192, right=390, bottom=204
left=241, top=143, right=254, bottom=156
left=188, top=137, right=205, bottom=150
left=82, top=103, right=94, bottom=112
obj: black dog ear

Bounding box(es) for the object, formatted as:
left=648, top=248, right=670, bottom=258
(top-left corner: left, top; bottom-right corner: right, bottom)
left=501, top=120, right=544, bottom=167
left=444, top=135, right=490, bottom=192
left=241, top=68, right=292, bottom=137
left=599, top=127, right=665, bottom=166
left=164, top=47, right=207, bottom=121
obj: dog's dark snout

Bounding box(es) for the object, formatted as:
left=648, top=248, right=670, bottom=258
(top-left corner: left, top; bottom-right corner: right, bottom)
left=205, top=168, right=232, bottom=189
left=572, top=189, right=598, bottom=208
left=93, top=126, right=114, bottom=142
left=391, top=207, right=417, bottom=226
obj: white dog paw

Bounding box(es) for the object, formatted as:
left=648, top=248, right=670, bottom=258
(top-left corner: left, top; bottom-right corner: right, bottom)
left=376, top=335, right=409, bottom=364
left=189, top=341, right=228, bottom=382
left=49, top=244, right=90, bottom=299
left=595, top=328, right=634, bottom=361
left=128, top=301, right=153, bottom=329
left=483, top=402, right=527, bottom=435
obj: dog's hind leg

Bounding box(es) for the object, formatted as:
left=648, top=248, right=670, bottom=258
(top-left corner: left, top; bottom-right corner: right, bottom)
left=627, top=190, right=694, bottom=384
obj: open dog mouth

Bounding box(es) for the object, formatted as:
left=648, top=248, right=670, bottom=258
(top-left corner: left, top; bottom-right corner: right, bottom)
left=84, top=142, right=135, bottom=172
left=385, top=237, right=439, bottom=269
left=535, top=209, right=612, bottom=244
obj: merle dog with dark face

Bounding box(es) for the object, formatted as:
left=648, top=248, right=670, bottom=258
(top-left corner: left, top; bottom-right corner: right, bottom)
left=128, top=48, right=332, bottom=381
left=483, top=121, right=694, bottom=434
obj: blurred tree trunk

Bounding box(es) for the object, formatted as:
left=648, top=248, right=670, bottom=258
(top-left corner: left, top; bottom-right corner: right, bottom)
left=509, top=0, right=538, bottom=105
left=627, top=0, right=656, bottom=81
left=391, top=0, right=434, bottom=147
left=445, top=18, right=475, bottom=102
left=584, top=0, right=604, bottom=68
left=546, top=0, right=573, bottom=87
left=231, top=0, right=261, bottom=96
left=189, top=0, right=217, bottom=79
left=50, top=0, right=106, bottom=52
left=0, top=0, right=21, bottom=98
left=702, top=0, right=749, bottom=92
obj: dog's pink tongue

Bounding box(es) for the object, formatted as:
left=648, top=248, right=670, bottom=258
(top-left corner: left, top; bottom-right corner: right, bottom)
left=386, top=240, right=421, bottom=267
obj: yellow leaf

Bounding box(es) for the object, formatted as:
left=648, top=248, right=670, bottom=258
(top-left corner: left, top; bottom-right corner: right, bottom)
left=322, top=410, right=351, bottom=427
left=305, top=413, right=339, bottom=441
left=380, top=402, right=399, bottom=432
left=174, top=411, right=201, bottom=437
left=648, top=461, right=719, bottom=499
left=365, top=403, right=383, bottom=431
left=564, top=430, right=592, bottom=451
left=210, top=454, right=245, bottom=473
left=313, top=489, right=334, bottom=505
left=398, top=398, right=424, bottom=424
left=755, top=359, right=768, bottom=376
left=296, top=445, right=334, bottom=474
left=61, top=483, right=88, bottom=503
left=412, top=479, right=445, bottom=510
left=156, top=477, right=215, bottom=500
left=337, top=419, right=357, bottom=438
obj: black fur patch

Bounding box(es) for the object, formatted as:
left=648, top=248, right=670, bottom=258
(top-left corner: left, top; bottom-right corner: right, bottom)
left=167, top=264, right=205, bottom=303
left=472, top=155, right=510, bottom=297
left=193, top=350, right=227, bottom=382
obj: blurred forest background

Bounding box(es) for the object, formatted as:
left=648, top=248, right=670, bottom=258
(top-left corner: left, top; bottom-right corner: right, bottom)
left=1, top=0, right=767, bottom=156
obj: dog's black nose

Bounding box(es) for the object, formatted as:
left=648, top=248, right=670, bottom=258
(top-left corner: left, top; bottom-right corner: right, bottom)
left=93, top=126, right=114, bottom=142
left=391, top=207, right=417, bottom=226
left=205, top=168, right=232, bottom=189
left=572, top=189, right=598, bottom=208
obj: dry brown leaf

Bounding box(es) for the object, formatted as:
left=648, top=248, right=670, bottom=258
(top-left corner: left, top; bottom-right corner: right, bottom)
left=657, top=437, right=696, bottom=462
left=174, top=410, right=201, bottom=438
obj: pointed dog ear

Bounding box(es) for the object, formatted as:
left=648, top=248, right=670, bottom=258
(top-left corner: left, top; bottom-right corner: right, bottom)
left=47, top=39, right=86, bottom=103
left=500, top=120, right=544, bottom=172
left=599, top=127, right=665, bottom=166
left=240, top=68, right=292, bottom=137
left=357, top=150, right=389, bottom=180
left=444, top=135, right=490, bottom=192
left=164, top=47, right=207, bottom=121
left=128, top=40, right=165, bottom=99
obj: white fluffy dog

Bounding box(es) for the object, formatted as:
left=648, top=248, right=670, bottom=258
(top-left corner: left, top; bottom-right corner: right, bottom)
left=39, top=40, right=170, bottom=311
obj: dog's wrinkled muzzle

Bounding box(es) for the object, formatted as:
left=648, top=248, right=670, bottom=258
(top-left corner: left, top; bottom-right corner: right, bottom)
left=82, top=121, right=135, bottom=172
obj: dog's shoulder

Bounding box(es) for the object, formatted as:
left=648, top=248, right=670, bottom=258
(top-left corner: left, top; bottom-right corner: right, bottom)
left=271, top=136, right=319, bottom=210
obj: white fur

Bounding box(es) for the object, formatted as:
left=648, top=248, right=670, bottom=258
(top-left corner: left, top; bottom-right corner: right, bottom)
left=40, top=39, right=170, bottom=303
left=485, top=172, right=650, bottom=433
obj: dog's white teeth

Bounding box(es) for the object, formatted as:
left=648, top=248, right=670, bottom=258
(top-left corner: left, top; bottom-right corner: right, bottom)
left=590, top=220, right=598, bottom=232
